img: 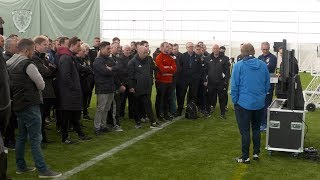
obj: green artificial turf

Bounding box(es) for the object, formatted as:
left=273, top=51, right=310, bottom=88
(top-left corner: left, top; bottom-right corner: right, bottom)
left=7, top=72, right=320, bottom=179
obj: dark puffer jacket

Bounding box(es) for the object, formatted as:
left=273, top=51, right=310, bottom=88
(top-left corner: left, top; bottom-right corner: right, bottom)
left=56, top=48, right=82, bottom=111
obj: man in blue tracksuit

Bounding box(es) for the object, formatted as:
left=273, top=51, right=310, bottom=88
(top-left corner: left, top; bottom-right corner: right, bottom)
left=258, top=41, right=277, bottom=131
left=231, top=43, right=270, bottom=164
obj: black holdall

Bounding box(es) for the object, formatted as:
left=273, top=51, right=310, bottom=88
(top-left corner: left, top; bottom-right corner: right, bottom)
left=185, top=101, right=198, bottom=119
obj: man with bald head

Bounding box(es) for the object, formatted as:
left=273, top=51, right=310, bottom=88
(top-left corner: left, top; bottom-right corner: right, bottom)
left=231, top=43, right=270, bottom=164
left=128, top=46, right=160, bottom=129
left=203, top=44, right=230, bottom=119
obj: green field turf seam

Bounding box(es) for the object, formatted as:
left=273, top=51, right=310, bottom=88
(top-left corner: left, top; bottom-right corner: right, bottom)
left=57, top=116, right=184, bottom=180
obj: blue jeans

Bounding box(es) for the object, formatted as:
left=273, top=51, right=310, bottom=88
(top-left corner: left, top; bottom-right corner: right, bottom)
left=15, top=105, right=47, bottom=173
left=234, top=104, right=263, bottom=159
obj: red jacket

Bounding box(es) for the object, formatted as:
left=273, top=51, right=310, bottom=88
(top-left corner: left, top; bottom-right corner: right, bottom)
left=155, top=52, right=177, bottom=83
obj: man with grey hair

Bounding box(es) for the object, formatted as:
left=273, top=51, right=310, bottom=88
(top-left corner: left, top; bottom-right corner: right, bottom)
left=2, top=37, right=18, bottom=150
left=258, top=41, right=277, bottom=131
left=3, top=38, right=18, bottom=61
left=231, top=43, right=270, bottom=164
left=177, top=42, right=203, bottom=116
left=119, top=45, right=135, bottom=120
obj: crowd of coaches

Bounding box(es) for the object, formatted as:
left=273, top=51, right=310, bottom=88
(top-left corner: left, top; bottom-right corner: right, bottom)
left=0, top=33, right=277, bottom=178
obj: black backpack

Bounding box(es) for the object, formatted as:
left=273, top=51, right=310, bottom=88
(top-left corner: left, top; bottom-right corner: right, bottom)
left=185, top=101, right=198, bottom=119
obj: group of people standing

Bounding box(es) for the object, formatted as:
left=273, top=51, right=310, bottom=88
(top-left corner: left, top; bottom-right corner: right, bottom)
left=0, top=30, right=281, bottom=179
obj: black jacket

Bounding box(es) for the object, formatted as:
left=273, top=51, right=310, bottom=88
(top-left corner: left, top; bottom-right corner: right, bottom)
left=93, top=55, right=115, bottom=94
left=204, top=53, right=230, bottom=85
left=56, top=50, right=82, bottom=110
left=114, top=54, right=130, bottom=86
left=32, top=52, right=56, bottom=99
left=128, top=55, right=156, bottom=96
left=0, top=53, right=10, bottom=131
left=3, top=51, right=13, bottom=61
left=75, top=56, right=94, bottom=94
left=88, top=46, right=99, bottom=68
left=179, top=51, right=203, bottom=82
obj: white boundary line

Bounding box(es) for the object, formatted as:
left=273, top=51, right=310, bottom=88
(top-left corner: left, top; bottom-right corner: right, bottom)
left=58, top=116, right=183, bottom=180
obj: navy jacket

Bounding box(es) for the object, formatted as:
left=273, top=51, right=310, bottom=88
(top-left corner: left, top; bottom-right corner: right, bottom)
left=93, top=55, right=115, bottom=94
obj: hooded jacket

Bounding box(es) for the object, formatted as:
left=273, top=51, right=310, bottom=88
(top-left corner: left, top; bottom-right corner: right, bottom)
left=56, top=48, right=82, bottom=110
left=231, top=56, right=270, bottom=110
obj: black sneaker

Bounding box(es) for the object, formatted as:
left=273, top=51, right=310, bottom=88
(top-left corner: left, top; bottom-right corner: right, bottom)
left=203, top=112, right=211, bottom=118
left=164, top=115, right=173, bottom=121
left=94, top=130, right=101, bottom=136
left=83, top=115, right=92, bottom=120
left=39, top=169, right=62, bottom=178
left=253, top=154, right=259, bottom=160
left=16, top=167, right=36, bottom=174
left=79, top=135, right=92, bottom=141
left=150, top=122, right=162, bottom=129
left=6, top=143, right=15, bottom=150
left=135, top=124, right=142, bottom=129
left=235, top=157, right=250, bottom=164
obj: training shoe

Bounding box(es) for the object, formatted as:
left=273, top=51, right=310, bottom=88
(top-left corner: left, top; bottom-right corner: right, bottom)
left=150, top=122, right=162, bottom=129
left=260, top=125, right=267, bottom=132
left=135, top=124, right=142, bottom=129
left=114, top=125, right=123, bottom=132
left=253, top=154, right=259, bottom=160
left=235, top=157, right=250, bottom=164
left=203, top=112, right=211, bottom=118
left=16, top=167, right=36, bottom=174
left=164, top=114, right=173, bottom=121
left=62, top=139, right=77, bottom=145
left=79, top=135, right=92, bottom=141
left=83, top=115, right=92, bottom=120
left=39, top=169, right=62, bottom=178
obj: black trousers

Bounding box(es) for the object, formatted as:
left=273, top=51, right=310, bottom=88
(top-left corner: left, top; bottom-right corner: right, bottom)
left=3, top=111, right=16, bottom=146
left=197, top=80, right=207, bottom=111
left=207, top=83, right=227, bottom=115
left=40, top=98, right=56, bottom=142
left=0, top=134, right=8, bottom=180
left=120, top=87, right=135, bottom=119
left=177, top=79, right=200, bottom=111
left=82, top=91, right=91, bottom=116
left=60, top=110, right=84, bottom=142
left=155, top=81, right=174, bottom=117
left=134, top=94, right=156, bottom=125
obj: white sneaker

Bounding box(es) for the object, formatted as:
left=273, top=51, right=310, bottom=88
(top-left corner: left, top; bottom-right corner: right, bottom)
left=114, top=125, right=123, bottom=132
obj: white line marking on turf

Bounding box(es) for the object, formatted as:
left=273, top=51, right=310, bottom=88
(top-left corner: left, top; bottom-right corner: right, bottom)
left=58, top=116, right=183, bottom=180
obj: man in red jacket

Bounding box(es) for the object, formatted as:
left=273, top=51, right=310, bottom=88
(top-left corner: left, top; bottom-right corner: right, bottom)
left=155, top=42, right=177, bottom=121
